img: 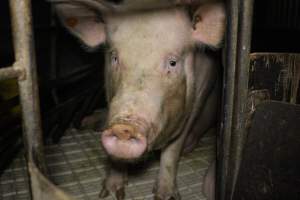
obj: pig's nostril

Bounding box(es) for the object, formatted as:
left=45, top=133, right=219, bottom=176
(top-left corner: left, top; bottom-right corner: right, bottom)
left=109, top=124, right=138, bottom=141
left=129, top=136, right=138, bottom=143
left=110, top=132, right=120, bottom=140
left=111, top=134, right=118, bottom=140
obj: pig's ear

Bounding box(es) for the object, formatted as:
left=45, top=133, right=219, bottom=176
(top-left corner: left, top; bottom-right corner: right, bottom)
left=191, top=2, right=226, bottom=48
left=54, top=3, right=106, bottom=49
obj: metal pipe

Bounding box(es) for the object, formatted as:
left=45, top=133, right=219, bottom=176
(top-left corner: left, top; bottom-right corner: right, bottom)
left=8, top=1, right=88, bottom=199
left=219, top=0, right=254, bottom=199
left=0, top=66, right=24, bottom=81
left=9, top=0, right=47, bottom=173
left=218, top=0, right=239, bottom=199
left=229, top=0, right=254, bottom=198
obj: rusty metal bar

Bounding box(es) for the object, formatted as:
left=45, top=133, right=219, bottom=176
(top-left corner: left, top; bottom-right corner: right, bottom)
left=219, top=0, right=254, bottom=199
left=7, top=1, right=82, bottom=199
left=8, top=1, right=51, bottom=199
left=9, top=0, right=46, bottom=173
left=0, top=66, right=24, bottom=81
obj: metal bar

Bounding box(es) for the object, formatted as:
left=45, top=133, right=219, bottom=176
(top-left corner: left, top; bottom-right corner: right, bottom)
left=0, top=66, right=23, bottom=81
left=229, top=0, right=254, bottom=198
left=218, top=0, right=239, bottom=199
left=219, top=0, right=254, bottom=199
left=8, top=1, right=81, bottom=199
left=9, top=0, right=47, bottom=174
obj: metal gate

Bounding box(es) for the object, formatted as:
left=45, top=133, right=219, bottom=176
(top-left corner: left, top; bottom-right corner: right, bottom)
left=1, top=0, right=74, bottom=199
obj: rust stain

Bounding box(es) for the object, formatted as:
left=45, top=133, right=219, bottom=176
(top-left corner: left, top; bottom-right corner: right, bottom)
left=66, top=17, right=78, bottom=28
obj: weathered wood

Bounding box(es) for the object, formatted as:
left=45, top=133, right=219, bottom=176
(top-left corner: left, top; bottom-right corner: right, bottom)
left=233, top=101, right=300, bottom=200
left=249, top=53, right=300, bottom=104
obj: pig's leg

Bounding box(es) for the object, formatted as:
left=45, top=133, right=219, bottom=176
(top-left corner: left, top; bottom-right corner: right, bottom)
left=153, top=132, right=187, bottom=200
left=154, top=71, right=219, bottom=200
left=203, top=161, right=215, bottom=200
left=99, top=162, right=127, bottom=200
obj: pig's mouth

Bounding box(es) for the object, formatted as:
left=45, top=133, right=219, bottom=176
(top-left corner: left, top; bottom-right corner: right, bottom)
left=101, top=116, right=157, bottom=162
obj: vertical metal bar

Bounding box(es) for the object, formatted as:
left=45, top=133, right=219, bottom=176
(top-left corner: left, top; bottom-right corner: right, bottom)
left=229, top=0, right=254, bottom=198
left=7, top=2, right=90, bottom=199
left=218, top=0, right=239, bottom=199
left=9, top=0, right=46, bottom=173
left=219, top=0, right=254, bottom=199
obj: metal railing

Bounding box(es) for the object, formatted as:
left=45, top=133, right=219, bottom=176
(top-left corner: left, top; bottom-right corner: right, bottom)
left=8, top=0, right=45, bottom=172
left=4, top=1, right=75, bottom=199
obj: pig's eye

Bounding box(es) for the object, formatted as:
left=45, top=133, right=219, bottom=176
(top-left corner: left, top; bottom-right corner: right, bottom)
left=169, top=60, right=177, bottom=67
left=166, top=56, right=180, bottom=70
left=110, top=51, right=119, bottom=66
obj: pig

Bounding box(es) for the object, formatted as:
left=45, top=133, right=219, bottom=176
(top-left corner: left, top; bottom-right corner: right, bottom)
left=52, top=1, right=225, bottom=199
left=203, top=161, right=216, bottom=200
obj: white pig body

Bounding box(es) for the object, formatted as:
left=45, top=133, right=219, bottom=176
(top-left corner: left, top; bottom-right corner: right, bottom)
left=53, top=2, right=225, bottom=199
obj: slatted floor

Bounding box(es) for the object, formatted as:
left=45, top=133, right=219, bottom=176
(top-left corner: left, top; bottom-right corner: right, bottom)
left=0, top=127, right=215, bottom=200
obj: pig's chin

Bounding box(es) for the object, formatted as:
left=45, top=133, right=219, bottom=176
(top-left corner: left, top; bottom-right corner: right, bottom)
left=107, top=151, right=149, bottom=163
left=101, top=132, right=148, bottom=163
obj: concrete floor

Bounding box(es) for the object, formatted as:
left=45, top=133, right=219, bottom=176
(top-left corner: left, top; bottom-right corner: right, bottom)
left=0, top=127, right=215, bottom=200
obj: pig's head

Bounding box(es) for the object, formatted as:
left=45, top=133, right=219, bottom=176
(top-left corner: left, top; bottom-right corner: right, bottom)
left=55, top=2, right=225, bottom=161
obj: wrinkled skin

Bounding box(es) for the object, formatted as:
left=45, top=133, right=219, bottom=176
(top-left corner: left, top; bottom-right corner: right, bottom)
left=53, top=1, right=225, bottom=199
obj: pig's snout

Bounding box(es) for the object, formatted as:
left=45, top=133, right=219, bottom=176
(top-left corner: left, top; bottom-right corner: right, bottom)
left=101, top=124, right=147, bottom=160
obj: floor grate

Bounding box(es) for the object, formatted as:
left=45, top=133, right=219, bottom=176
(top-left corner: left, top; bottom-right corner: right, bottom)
left=0, top=128, right=215, bottom=200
